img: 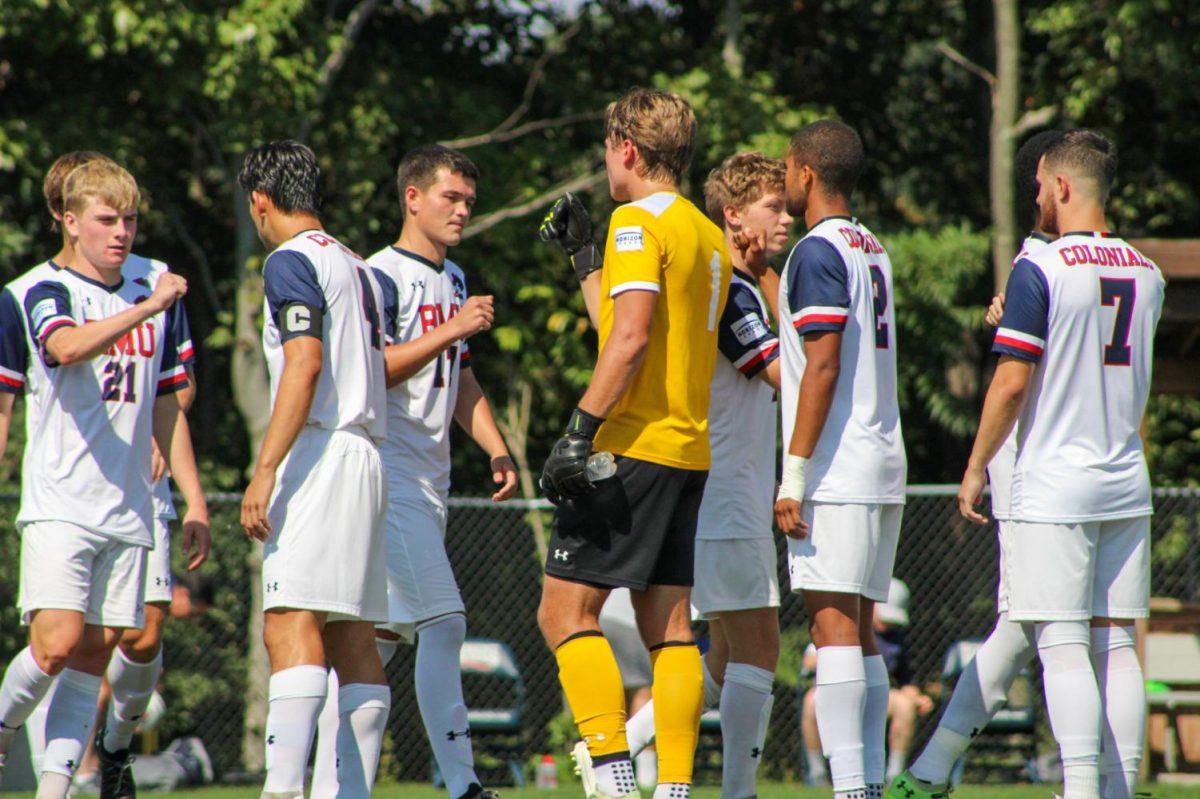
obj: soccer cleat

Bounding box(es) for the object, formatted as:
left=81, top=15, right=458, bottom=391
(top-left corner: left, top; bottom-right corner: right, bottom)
left=886, top=771, right=953, bottom=799
left=570, top=741, right=639, bottom=799
left=95, top=728, right=136, bottom=799
left=457, top=784, right=502, bottom=799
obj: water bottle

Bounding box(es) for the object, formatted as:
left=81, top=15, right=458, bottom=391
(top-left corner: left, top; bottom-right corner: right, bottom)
left=586, top=451, right=617, bottom=483
left=535, top=754, right=559, bottom=789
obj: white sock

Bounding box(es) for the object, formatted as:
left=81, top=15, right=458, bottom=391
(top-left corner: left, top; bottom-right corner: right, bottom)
left=262, top=665, right=327, bottom=794
left=635, top=748, right=658, bottom=790
left=862, top=655, right=889, bottom=787
left=886, top=748, right=907, bottom=780
left=910, top=613, right=1035, bottom=783
left=416, top=615, right=478, bottom=798
left=653, top=782, right=690, bottom=799
left=0, top=647, right=56, bottom=754
left=597, top=757, right=637, bottom=796
left=103, top=647, right=162, bottom=752
left=42, top=669, right=102, bottom=779
left=718, top=663, right=773, bottom=799
left=815, top=646, right=867, bottom=794
left=1037, top=622, right=1100, bottom=799
left=335, top=683, right=390, bottom=798
left=35, top=771, right=72, bottom=799
left=1091, top=626, right=1143, bottom=799
left=626, top=655, right=718, bottom=757
left=25, top=678, right=55, bottom=774
left=806, top=749, right=829, bottom=783
left=311, top=636, right=399, bottom=799
left=310, top=667, right=342, bottom=799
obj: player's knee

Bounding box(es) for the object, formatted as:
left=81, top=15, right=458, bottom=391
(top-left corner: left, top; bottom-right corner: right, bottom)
left=33, top=640, right=77, bottom=676
left=889, top=690, right=917, bottom=725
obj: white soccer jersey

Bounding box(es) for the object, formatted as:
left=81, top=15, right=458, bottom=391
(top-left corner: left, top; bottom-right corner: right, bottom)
left=0, top=259, right=190, bottom=546
left=988, top=233, right=1053, bottom=521
left=697, top=268, right=778, bottom=540
left=365, top=246, right=472, bottom=500
left=778, top=217, right=907, bottom=504
left=994, top=232, right=1165, bottom=522
left=261, top=230, right=388, bottom=441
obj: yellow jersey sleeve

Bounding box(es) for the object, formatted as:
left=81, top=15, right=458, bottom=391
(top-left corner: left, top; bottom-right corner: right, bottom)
left=604, top=206, right=664, bottom=296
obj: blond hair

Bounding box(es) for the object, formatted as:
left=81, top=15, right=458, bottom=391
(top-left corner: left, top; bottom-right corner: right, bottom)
left=703, top=152, right=786, bottom=227
left=604, top=88, right=696, bottom=185
left=62, top=160, right=140, bottom=219
left=43, top=151, right=116, bottom=229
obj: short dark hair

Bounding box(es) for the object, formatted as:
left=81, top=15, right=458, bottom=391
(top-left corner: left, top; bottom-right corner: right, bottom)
left=1042, top=128, right=1117, bottom=202
left=396, top=145, right=479, bottom=199
left=1015, top=130, right=1062, bottom=229
left=237, top=139, right=322, bottom=215
left=788, top=120, right=865, bottom=199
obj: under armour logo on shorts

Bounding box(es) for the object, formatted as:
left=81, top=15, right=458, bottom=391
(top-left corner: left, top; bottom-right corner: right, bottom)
left=554, top=549, right=570, bottom=562
left=446, top=728, right=471, bottom=741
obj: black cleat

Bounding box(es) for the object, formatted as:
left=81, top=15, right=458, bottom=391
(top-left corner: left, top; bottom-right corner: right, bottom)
left=95, top=727, right=137, bottom=799
left=458, top=784, right=502, bottom=799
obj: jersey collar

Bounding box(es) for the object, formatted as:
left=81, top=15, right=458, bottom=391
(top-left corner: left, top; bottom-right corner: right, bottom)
left=812, top=214, right=856, bottom=227
left=1061, top=230, right=1113, bottom=239
left=731, top=266, right=759, bottom=284
left=1028, top=230, right=1054, bottom=244
left=392, top=246, right=445, bottom=273
left=61, top=264, right=124, bottom=293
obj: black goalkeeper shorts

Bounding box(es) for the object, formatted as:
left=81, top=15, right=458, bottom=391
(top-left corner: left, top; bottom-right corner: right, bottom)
left=544, top=455, right=709, bottom=590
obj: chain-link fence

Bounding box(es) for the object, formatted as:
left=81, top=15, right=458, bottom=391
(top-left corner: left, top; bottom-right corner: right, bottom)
left=0, top=488, right=1197, bottom=784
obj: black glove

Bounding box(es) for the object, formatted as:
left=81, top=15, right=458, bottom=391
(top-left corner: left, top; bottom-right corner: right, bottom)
left=539, top=407, right=605, bottom=505
left=538, top=192, right=602, bottom=281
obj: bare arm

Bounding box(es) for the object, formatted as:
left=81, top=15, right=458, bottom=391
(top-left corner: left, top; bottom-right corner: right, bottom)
left=757, top=357, right=781, bottom=392
left=757, top=267, right=781, bottom=326
left=576, top=290, right=655, bottom=418
left=579, top=271, right=601, bottom=330
left=958, top=356, right=1034, bottom=523
left=453, top=368, right=518, bottom=501
left=241, top=336, right=322, bottom=540
left=45, top=274, right=186, bottom=366
left=0, top=392, right=13, bottom=460
left=151, top=365, right=196, bottom=482
left=384, top=296, right=492, bottom=387
left=153, top=391, right=209, bottom=569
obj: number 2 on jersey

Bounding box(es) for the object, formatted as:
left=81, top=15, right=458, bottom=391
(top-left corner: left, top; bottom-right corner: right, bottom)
left=1100, top=277, right=1135, bottom=366
left=868, top=265, right=889, bottom=348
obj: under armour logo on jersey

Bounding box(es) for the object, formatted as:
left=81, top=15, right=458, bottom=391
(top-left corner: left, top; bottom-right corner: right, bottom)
left=446, top=728, right=471, bottom=741
left=411, top=280, right=425, bottom=291
left=267, top=582, right=280, bottom=592
left=267, top=735, right=276, bottom=745
left=554, top=549, right=570, bottom=561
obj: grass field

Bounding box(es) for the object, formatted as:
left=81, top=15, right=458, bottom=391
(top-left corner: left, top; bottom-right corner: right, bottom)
left=6, top=782, right=1197, bottom=799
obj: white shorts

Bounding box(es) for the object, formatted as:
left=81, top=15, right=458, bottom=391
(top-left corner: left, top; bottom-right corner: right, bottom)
left=145, top=516, right=173, bottom=605
left=1002, top=515, right=1150, bottom=622
left=996, top=522, right=1010, bottom=614
left=18, top=521, right=147, bottom=628
left=786, top=502, right=902, bottom=602
left=377, top=490, right=465, bottom=639
left=263, top=427, right=388, bottom=622
left=599, top=588, right=652, bottom=690
left=691, top=538, right=780, bottom=619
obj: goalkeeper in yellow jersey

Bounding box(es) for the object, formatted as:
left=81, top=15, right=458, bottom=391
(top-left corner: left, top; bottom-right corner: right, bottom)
left=537, top=87, right=731, bottom=799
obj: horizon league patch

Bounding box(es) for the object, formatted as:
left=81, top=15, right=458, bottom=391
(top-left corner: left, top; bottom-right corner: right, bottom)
left=732, top=313, right=768, bottom=345
left=613, top=226, right=644, bottom=252
left=30, top=298, right=60, bottom=330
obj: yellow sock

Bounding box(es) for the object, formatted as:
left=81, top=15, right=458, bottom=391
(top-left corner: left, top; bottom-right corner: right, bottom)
left=555, top=632, right=628, bottom=757
left=651, top=642, right=703, bottom=784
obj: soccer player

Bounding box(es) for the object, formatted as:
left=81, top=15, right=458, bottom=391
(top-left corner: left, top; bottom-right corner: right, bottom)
left=774, top=120, right=907, bottom=799
left=537, top=87, right=731, bottom=799
left=0, top=159, right=208, bottom=799
left=889, top=129, right=1062, bottom=799
left=310, top=144, right=515, bottom=799
left=237, top=140, right=391, bottom=799
left=553, top=152, right=791, bottom=799
left=955, top=130, right=1163, bottom=799
left=5, top=150, right=204, bottom=799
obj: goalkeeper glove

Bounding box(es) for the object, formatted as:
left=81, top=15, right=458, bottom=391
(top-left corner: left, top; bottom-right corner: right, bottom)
left=538, top=192, right=602, bottom=281
left=540, top=407, right=604, bottom=505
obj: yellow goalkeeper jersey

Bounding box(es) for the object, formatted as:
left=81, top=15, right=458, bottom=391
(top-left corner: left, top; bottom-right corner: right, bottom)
left=594, top=191, right=731, bottom=470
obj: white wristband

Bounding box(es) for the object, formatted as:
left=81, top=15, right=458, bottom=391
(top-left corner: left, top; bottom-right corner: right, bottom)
left=777, top=454, right=808, bottom=502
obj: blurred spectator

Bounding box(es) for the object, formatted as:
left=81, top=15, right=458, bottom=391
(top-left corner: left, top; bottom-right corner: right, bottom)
left=801, top=578, right=935, bottom=784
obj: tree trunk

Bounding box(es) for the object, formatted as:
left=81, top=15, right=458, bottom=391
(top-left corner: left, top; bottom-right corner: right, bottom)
left=495, top=377, right=550, bottom=561
left=722, top=0, right=743, bottom=76
left=990, top=0, right=1020, bottom=292
left=231, top=186, right=273, bottom=772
